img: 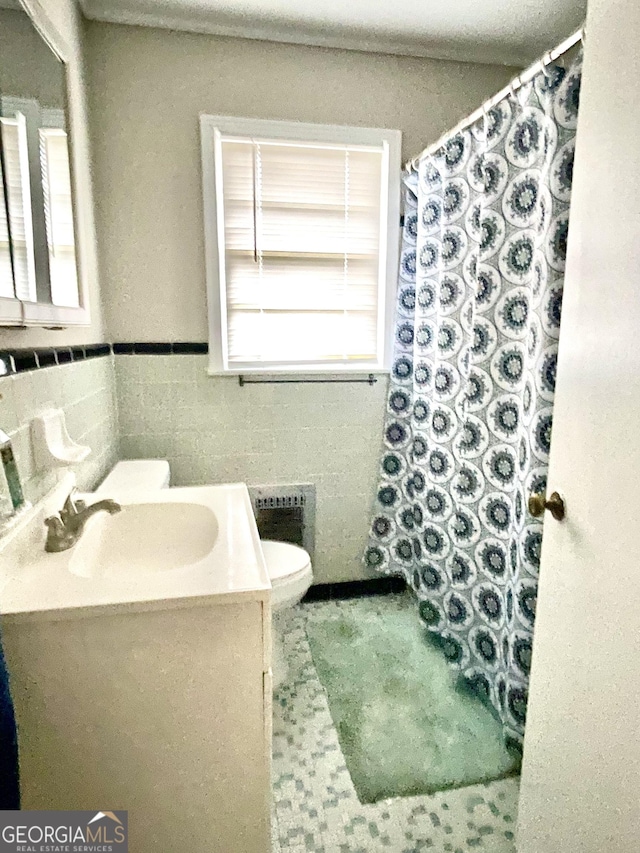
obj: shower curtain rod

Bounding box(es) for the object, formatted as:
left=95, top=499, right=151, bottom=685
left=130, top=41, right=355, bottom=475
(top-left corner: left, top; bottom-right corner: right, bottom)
left=405, top=26, right=585, bottom=172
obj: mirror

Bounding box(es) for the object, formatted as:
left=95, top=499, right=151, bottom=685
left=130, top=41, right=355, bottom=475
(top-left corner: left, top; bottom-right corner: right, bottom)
left=0, top=2, right=80, bottom=310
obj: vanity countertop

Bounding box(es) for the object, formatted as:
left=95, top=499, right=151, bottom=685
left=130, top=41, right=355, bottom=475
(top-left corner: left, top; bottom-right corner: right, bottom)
left=0, top=474, right=270, bottom=622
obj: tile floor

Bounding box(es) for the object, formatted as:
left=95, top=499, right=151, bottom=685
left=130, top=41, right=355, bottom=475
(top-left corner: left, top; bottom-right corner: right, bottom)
left=271, top=596, right=520, bottom=853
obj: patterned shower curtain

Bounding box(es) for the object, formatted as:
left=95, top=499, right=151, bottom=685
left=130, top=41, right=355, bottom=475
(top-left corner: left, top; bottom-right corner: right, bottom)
left=364, top=49, right=582, bottom=745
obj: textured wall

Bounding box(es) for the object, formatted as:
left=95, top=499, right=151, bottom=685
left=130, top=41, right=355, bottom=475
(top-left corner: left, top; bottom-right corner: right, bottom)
left=86, top=20, right=518, bottom=342
left=114, top=354, right=387, bottom=584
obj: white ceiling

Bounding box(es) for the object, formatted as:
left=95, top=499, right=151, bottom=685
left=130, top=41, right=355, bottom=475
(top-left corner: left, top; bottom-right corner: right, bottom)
left=79, top=0, right=586, bottom=66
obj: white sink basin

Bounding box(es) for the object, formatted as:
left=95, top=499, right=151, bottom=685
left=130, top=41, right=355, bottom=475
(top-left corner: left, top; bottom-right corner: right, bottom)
left=0, top=475, right=270, bottom=621
left=69, top=502, right=219, bottom=578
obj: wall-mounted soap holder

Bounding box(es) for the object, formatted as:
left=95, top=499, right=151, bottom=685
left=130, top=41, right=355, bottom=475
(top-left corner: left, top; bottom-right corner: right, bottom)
left=31, top=409, right=90, bottom=470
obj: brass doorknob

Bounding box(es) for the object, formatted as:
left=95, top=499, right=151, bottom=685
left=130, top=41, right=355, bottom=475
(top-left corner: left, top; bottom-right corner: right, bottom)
left=528, top=491, right=565, bottom=521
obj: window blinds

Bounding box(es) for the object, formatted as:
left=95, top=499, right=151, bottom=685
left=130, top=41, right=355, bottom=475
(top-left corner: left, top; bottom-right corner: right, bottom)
left=0, top=144, right=12, bottom=299
left=219, top=138, right=384, bottom=366
left=0, top=117, right=36, bottom=302
left=39, top=127, right=78, bottom=308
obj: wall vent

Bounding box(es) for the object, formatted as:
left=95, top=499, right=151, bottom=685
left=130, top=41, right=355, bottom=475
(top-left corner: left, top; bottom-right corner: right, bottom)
left=248, top=483, right=316, bottom=560
left=254, top=494, right=306, bottom=509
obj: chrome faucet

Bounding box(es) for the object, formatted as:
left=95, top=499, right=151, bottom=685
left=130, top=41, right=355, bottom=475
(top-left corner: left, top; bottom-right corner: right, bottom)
left=44, top=489, right=122, bottom=553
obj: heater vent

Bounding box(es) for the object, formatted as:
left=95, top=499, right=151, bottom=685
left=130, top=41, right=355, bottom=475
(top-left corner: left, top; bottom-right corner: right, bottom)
left=248, top=483, right=315, bottom=560
left=255, top=494, right=306, bottom=509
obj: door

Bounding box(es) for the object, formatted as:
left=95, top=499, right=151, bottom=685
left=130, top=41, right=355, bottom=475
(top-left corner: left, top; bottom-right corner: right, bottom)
left=516, top=0, right=640, bottom=849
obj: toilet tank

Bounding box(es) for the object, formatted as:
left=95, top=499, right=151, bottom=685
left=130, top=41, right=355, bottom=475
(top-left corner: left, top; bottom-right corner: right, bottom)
left=96, top=460, right=170, bottom=496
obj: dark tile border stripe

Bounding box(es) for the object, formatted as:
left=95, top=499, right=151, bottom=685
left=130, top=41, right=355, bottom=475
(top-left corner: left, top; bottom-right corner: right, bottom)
left=86, top=343, right=111, bottom=359
left=35, top=349, right=57, bottom=368
left=10, top=350, right=38, bottom=373
left=113, top=342, right=209, bottom=355
left=171, top=342, right=208, bottom=355
left=131, top=342, right=172, bottom=355
left=0, top=342, right=208, bottom=376
left=0, top=344, right=113, bottom=376
left=303, top=576, right=406, bottom=602
left=71, top=346, right=86, bottom=361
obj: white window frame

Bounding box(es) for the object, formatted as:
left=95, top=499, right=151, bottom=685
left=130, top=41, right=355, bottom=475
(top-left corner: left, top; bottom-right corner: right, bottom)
left=0, top=0, right=89, bottom=328
left=200, top=115, right=401, bottom=375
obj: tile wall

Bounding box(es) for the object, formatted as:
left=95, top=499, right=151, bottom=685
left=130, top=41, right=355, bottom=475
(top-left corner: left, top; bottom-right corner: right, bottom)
left=0, top=352, right=119, bottom=511
left=0, top=343, right=388, bottom=586
left=114, top=354, right=388, bottom=585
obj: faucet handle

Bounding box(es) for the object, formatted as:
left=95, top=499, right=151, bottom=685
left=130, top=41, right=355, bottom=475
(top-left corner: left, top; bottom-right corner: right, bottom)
left=44, top=513, right=74, bottom=553
left=44, top=514, right=63, bottom=531
left=64, top=489, right=86, bottom=513
left=44, top=514, right=65, bottom=540
left=61, top=489, right=81, bottom=522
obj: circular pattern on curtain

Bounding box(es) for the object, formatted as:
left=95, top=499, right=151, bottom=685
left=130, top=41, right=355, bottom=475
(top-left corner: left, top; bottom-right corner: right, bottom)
left=364, top=50, right=583, bottom=746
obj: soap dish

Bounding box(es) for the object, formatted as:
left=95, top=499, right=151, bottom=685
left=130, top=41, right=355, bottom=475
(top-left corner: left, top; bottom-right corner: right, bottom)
left=31, top=408, right=91, bottom=469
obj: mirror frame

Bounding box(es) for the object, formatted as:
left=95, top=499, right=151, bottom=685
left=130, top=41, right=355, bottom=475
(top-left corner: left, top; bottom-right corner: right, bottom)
left=0, top=0, right=89, bottom=328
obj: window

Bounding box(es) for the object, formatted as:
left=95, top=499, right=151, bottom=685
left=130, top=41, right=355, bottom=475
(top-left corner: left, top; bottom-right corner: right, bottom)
left=0, top=2, right=87, bottom=327
left=0, top=112, right=36, bottom=302
left=201, top=117, right=401, bottom=373
left=0, top=98, right=80, bottom=316
left=39, top=117, right=79, bottom=308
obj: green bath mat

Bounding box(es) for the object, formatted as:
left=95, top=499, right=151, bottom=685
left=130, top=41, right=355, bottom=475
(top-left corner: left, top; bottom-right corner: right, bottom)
left=305, top=595, right=520, bottom=804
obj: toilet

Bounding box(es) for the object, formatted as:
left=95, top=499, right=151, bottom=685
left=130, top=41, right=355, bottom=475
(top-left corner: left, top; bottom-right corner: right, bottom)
left=96, top=459, right=171, bottom=496
left=94, top=460, right=313, bottom=687
left=260, top=540, right=313, bottom=687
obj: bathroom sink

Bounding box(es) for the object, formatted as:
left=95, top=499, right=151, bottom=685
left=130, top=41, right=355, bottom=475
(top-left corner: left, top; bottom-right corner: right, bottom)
left=69, top=502, right=219, bottom=578
left=0, top=476, right=270, bottom=619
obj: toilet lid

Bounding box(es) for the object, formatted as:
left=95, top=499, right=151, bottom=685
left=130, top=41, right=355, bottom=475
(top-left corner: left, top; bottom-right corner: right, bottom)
left=261, top=540, right=311, bottom=582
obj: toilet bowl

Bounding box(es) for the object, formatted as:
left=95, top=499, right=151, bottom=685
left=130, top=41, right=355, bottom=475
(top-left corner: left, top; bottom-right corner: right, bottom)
left=95, top=461, right=313, bottom=688
left=260, top=540, right=313, bottom=688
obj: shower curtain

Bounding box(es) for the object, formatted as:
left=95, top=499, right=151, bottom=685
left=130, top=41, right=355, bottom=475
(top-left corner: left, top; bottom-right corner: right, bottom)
left=365, top=49, right=582, bottom=745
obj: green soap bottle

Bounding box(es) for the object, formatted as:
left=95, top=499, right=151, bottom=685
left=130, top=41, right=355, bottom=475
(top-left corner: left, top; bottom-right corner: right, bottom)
left=0, top=430, right=25, bottom=511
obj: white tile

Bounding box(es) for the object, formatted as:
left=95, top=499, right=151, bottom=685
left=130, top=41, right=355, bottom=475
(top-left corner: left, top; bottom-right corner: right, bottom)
left=113, top=354, right=384, bottom=584
left=271, top=597, right=520, bottom=853
left=0, top=359, right=118, bottom=507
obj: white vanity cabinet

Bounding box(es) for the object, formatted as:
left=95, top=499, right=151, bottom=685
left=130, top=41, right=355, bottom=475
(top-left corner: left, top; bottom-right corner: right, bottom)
left=4, top=599, right=272, bottom=852
left=0, top=479, right=272, bottom=853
